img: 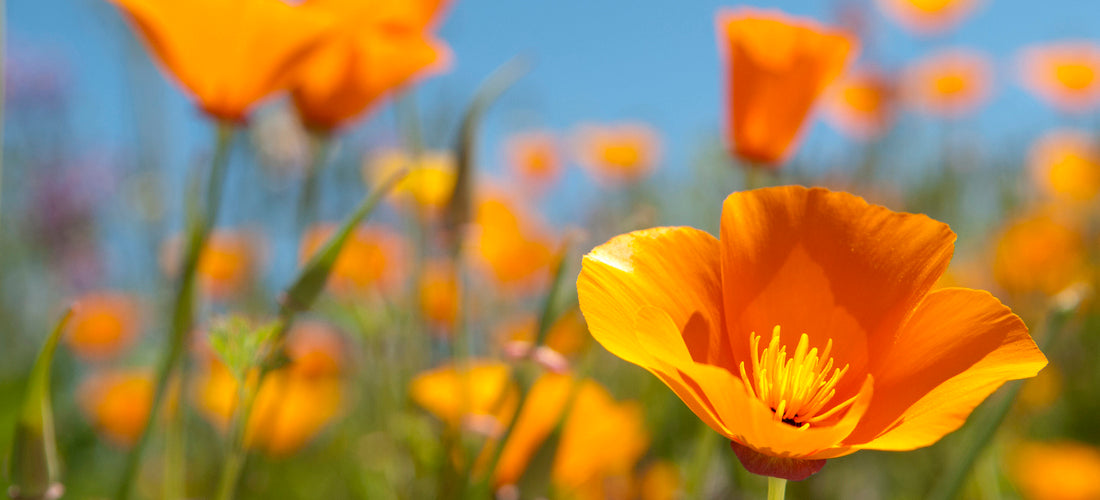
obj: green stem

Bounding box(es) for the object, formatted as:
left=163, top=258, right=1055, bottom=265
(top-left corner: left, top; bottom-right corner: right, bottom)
left=295, top=131, right=332, bottom=232
left=116, top=123, right=236, bottom=500
left=767, top=477, right=787, bottom=500
left=683, top=426, right=719, bottom=497
left=162, top=376, right=186, bottom=500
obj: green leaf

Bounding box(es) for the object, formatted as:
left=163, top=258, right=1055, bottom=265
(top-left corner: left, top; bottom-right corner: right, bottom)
left=207, top=316, right=280, bottom=384
left=8, top=308, right=73, bottom=500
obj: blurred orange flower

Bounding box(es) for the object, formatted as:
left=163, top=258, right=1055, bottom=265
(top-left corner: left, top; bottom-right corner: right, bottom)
left=875, top=0, right=979, bottom=35
left=994, top=211, right=1088, bottom=297
left=299, top=223, right=408, bottom=296
left=504, top=131, right=562, bottom=189
left=573, top=123, right=661, bottom=185
left=495, top=308, right=590, bottom=358
left=78, top=370, right=154, bottom=447
left=822, top=68, right=895, bottom=140
left=409, top=361, right=517, bottom=435
left=418, top=260, right=460, bottom=329
left=470, top=191, right=557, bottom=291
left=161, top=230, right=259, bottom=301
left=65, top=292, right=143, bottom=362
left=364, top=149, right=456, bottom=216
left=1028, top=130, right=1100, bottom=202
left=490, top=373, right=649, bottom=500
left=638, top=460, right=681, bottom=500
left=194, top=322, right=345, bottom=456
left=1010, top=441, right=1100, bottom=500
left=292, top=0, right=451, bottom=130
left=108, top=0, right=333, bottom=122
left=903, top=49, right=992, bottom=118
left=1018, top=42, right=1100, bottom=114
left=577, top=186, right=1046, bottom=480
left=717, top=9, right=856, bottom=166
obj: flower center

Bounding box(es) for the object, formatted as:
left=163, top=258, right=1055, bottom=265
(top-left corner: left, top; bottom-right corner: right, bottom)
left=739, top=326, right=857, bottom=428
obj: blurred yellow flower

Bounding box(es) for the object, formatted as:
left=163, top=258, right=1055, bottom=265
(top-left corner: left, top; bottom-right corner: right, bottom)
left=573, top=123, right=661, bottom=186
left=994, top=211, right=1088, bottom=296
left=78, top=370, right=154, bottom=447
left=638, top=460, right=681, bottom=500
left=717, top=9, right=856, bottom=165
left=418, top=260, right=460, bottom=329
left=292, top=0, right=451, bottom=130
left=65, top=292, right=143, bottom=362
left=1010, top=441, right=1100, bottom=500
left=1029, top=130, right=1100, bottom=202
left=903, top=49, right=992, bottom=118
left=1019, top=42, right=1100, bottom=114
left=194, top=322, right=345, bottom=456
left=365, top=149, right=456, bottom=215
left=875, top=0, right=979, bottom=35
left=409, top=361, right=517, bottom=434
left=823, top=68, right=895, bottom=141
left=504, top=131, right=561, bottom=189
left=107, top=0, right=334, bottom=122
left=298, top=223, right=408, bottom=296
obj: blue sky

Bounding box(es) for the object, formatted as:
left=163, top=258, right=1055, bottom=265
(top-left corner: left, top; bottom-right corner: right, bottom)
left=10, top=0, right=1100, bottom=199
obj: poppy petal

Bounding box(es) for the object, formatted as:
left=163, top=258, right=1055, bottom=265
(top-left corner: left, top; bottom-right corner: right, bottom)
left=846, top=288, right=1047, bottom=450
left=720, top=186, right=955, bottom=397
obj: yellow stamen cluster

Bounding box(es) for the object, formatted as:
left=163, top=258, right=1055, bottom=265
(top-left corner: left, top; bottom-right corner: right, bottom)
left=739, top=326, right=856, bottom=428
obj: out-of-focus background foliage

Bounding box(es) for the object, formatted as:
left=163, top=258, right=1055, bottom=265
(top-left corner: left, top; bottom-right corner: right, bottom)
left=4, top=0, right=1100, bottom=499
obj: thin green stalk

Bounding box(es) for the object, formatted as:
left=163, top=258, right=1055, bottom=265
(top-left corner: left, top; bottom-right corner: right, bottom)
left=295, top=131, right=332, bottom=232
left=926, top=298, right=1078, bottom=500
left=767, top=477, right=787, bottom=500
left=116, top=123, right=236, bottom=500
left=162, top=376, right=186, bottom=500
left=683, top=425, right=720, bottom=497
left=212, top=168, right=407, bottom=500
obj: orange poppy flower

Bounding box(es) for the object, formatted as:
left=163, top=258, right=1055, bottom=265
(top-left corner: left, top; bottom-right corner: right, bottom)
left=822, top=68, right=895, bottom=140
left=993, top=211, right=1088, bottom=297
left=65, top=292, right=143, bottom=361
left=1018, top=42, right=1100, bottom=114
left=1028, top=129, right=1100, bottom=202
left=495, top=308, right=590, bottom=359
left=194, top=322, right=345, bottom=455
left=572, top=123, right=661, bottom=186
left=874, top=0, right=979, bottom=35
left=902, top=49, right=992, bottom=118
left=418, top=260, right=460, bottom=328
left=638, top=460, right=681, bottom=500
left=504, top=131, right=561, bottom=189
left=78, top=370, right=154, bottom=447
left=717, top=9, right=856, bottom=166
left=291, top=0, right=451, bottom=130
left=161, top=230, right=259, bottom=301
left=107, top=0, right=334, bottom=122
left=1010, top=441, right=1100, bottom=500
left=470, top=191, right=556, bottom=291
left=409, top=361, right=518, bottom=436
left=577, top=186, right=1046, bottom=480
left=299, top=223, right=408, bottom=296
left=364, top=148, right=456, bottom=216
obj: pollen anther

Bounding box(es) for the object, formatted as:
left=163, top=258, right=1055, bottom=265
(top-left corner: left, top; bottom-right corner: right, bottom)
left=738, top=326, right=855, bottom=427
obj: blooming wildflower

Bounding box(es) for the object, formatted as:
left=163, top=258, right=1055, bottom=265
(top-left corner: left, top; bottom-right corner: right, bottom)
left=65, top=292, right=143, bottom=361
left=572, top=123, right=661, bottom=185
left=1018, top=42, right=1100, bottom=114
left=902, top=49, right=992, bottom=118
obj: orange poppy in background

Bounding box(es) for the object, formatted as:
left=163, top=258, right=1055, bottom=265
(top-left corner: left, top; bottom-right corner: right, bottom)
left=993, top=211, right=1088, bottom=297
left=495, top=308, right=590, bottom=359
left=78, top=370, right=154, bottom=447
left=504, top=131, right=562, bottom=189
left=875, top=0, right=979, bottom=35
left=1010, top=441, right=1100, bottom=500
left=577, top=186, right=1046, bottom=480
left=194, top=322, right=345, bottom=456
left=161, top=230, right=259, bottom=301
left=717, top=9, right=856, bottom=166
left=418, top=260, right=460, bottom=329
left=65, top=292, right=143, bottom=362
left=903, top=49, right=992, bottom=118
left=107, top=0, right=334, bottom=122
left=409, top=361, right=517, bottom=435
left=1018, top=42, right=1100, bottom=114
left=364, top=148, right=456, bottom=216
left=299, top=223, right=408, bottom=296
left=1028, top=129, right=1100, bottom=202
left=470, top=190, right=557, bottom=291
left=572, top=123, right=661, bottom=186
left=822, top=68, right=895, bottom=140
left=292, top=0, right=451, bottom=130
